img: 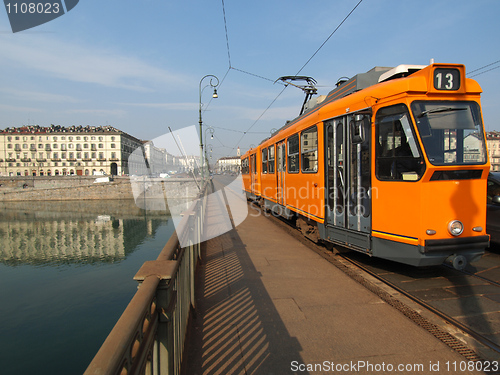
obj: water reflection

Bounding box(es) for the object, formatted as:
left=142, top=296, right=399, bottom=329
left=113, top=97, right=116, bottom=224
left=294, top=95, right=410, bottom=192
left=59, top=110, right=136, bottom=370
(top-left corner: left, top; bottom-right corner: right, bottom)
left=0, top=200, right=169, bottom=266
left=0, top=199, right=173, bottom=375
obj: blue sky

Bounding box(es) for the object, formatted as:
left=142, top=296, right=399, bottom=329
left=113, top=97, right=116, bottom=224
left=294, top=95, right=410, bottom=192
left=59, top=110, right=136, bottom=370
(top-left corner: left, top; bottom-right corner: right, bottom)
left=0, top=0, right=499, bottom=161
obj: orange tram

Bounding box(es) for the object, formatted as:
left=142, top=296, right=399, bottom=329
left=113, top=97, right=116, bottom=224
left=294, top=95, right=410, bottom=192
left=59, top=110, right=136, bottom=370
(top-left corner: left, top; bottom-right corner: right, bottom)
left=241, top=63, right=490, bottom=269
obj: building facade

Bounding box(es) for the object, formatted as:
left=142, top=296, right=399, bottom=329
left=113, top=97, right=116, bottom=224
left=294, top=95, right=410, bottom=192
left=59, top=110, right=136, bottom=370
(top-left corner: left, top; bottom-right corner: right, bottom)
left=487, top=131, right=500, bottom=172
left=0, top=125, right=144, bottom=176
left=216, top=156, right=241, bottom=174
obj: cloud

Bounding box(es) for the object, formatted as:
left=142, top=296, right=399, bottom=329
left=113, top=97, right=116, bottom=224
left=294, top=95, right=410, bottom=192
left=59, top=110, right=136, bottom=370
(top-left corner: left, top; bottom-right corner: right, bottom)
left=118, top=102, right=197, bottom=111
left=0, top=88, right=79, bottom=103
left=0, top=103, right=44, bottom=112
left=65, top=108, right=127, bottom=117
left=0, top=34, right=186, bottom=91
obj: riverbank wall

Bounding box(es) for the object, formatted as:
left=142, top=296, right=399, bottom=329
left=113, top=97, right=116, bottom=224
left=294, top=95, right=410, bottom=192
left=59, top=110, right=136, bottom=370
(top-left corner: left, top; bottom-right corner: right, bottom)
left=0, top=176, right=199, bottom=202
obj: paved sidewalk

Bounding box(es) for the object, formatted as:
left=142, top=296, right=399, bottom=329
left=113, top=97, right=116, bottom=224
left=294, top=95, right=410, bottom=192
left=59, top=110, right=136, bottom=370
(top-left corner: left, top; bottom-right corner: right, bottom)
left=184, top=197, right=486, bottom=374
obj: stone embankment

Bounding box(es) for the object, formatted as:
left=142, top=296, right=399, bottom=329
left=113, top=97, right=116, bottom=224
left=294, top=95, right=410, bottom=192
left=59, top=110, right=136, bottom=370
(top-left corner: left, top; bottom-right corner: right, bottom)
left=0, top=176, right=199, bottom=202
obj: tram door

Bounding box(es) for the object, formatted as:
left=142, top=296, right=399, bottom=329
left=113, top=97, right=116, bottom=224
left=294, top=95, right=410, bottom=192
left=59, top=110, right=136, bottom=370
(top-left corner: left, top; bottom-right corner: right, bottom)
left=250, top=153, right=257, bottom=194
left=276, top=141, right=286, bottom=206
left=325, top=113, right=371, bottom=234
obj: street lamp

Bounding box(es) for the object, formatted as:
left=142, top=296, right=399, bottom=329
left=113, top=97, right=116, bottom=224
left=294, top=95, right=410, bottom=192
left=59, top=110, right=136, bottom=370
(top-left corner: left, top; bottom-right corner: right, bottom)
left=199, top=75, right=219, bottom=181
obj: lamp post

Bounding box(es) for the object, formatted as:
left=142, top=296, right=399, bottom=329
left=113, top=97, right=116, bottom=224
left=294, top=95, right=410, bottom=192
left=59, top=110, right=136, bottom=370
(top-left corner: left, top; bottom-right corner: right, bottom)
left=204, top=127, right=215, bottom=176
left=206, top=143, right=213, bottom=174
left=199, top=75, right=219, bottom=181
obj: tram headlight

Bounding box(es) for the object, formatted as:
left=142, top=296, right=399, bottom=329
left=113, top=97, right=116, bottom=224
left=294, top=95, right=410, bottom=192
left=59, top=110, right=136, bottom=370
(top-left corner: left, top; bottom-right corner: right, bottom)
left=448, top=220, right=464, bottom=236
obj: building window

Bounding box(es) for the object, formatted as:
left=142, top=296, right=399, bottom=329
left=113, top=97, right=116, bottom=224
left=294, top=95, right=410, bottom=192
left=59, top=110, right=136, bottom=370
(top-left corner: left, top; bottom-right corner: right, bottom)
left=98, top=144, right=103, bottom=148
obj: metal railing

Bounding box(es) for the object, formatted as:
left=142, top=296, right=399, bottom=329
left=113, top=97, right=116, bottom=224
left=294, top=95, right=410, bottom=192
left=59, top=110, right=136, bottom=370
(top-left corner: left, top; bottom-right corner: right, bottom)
left=84, top=182, right=210, bottom=375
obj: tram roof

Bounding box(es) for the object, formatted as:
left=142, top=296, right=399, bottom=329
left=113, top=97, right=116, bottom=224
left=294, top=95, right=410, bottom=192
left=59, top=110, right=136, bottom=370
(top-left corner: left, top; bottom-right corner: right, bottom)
left=262, top=64, right=427, bottom=144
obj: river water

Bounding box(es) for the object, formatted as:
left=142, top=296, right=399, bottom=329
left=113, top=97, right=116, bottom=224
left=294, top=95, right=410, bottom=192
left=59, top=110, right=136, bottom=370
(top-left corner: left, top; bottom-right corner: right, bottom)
left=0, top=200, right=174, bottom=375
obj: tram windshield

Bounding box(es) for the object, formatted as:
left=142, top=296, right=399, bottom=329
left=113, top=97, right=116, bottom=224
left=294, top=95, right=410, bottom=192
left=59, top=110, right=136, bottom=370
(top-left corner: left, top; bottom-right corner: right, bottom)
left=411, top=101, right=487, bottom=166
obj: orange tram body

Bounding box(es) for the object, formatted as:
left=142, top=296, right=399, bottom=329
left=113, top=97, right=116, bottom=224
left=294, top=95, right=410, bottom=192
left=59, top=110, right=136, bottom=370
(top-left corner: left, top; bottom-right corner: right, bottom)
left=242, top=63, right=490, bottom=269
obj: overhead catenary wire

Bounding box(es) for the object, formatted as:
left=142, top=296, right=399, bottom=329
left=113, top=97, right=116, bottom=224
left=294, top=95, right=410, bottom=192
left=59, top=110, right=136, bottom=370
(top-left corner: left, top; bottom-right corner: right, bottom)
left=230, top=85, right=288, bottom=153
left=467, top=59, right=500, bottom=76
left=295, top=0, right=364, bottom=76
left=222, top=0, right=365, bottom=154
left=221, top=0, right=232, bottom=68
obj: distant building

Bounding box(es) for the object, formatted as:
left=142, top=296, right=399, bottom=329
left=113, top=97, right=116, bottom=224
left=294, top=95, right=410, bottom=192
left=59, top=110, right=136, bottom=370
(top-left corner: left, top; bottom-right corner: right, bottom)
left=143, top=140, right=167, bottom=175
left=0, top=125, right=143, bottom=176
left=216, top=156, right=241, bottom=174
left=487, top=131, right=500, bottom=172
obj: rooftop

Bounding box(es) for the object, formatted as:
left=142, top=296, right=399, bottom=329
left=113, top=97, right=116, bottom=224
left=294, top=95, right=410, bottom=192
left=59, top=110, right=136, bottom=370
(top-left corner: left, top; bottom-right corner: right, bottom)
left=0, top=124, right=123, bottom=135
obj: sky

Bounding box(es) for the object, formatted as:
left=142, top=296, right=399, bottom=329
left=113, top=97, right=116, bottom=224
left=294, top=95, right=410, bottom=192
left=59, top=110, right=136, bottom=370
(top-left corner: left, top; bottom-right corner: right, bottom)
left=0, top=0, right=499, bottom=162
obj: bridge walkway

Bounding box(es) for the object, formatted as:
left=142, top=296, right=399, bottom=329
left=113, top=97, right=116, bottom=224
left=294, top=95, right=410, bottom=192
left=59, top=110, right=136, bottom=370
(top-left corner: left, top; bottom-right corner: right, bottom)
left=183, top=186, right=484, bottom=375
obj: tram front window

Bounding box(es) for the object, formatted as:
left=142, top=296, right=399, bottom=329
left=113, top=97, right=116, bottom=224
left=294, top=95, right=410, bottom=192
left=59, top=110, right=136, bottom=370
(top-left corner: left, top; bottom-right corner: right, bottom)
left=375, top=104, right=425, bottom=181
left=411, top=101, right=487, bottom=166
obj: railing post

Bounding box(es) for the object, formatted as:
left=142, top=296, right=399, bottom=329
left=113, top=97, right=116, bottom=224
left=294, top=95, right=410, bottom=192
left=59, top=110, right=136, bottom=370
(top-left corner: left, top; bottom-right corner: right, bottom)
left=156, top=279, right=176, bottom=375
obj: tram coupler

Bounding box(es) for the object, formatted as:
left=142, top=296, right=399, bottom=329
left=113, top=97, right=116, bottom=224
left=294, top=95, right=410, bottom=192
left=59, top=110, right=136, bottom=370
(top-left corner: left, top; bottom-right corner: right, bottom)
left=446, top=254, right=467, bottom=270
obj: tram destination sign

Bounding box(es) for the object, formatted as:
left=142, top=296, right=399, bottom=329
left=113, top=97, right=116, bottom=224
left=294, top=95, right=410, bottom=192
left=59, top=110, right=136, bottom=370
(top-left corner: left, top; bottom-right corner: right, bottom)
left=433, top=68, right=460, bottom=91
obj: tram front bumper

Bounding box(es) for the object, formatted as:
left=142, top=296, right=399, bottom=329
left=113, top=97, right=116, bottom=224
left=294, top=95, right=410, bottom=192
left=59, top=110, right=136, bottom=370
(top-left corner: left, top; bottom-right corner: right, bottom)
left=419, top=235, right=490, bottom=254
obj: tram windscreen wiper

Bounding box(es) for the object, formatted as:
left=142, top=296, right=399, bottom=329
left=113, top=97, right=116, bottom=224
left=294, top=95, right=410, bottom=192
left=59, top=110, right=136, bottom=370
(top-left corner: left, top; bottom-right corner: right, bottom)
left=417, top=107, right=467, bottom=118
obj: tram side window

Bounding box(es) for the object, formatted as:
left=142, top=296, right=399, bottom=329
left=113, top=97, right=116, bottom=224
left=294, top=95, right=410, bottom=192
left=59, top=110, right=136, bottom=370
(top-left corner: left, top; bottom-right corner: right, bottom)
left=262, top=148, right=268, bottom=173
left=301, top=126, right=318, bottom=172
left=268, top=146, right=275, bottom=173
left=375, top=105, right=425, bottom=181
left=242, top=157, right=249, bottom=174
left=288, top=134, right=300, bottom=173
